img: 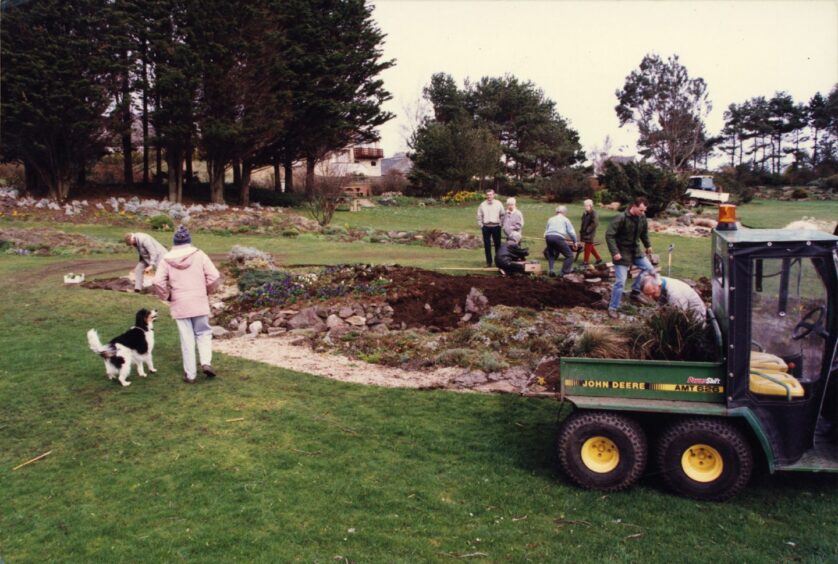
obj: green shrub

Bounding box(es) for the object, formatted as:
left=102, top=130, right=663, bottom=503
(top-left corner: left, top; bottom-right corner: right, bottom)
left=149, top=214, right=174, bottom=231
left=250, top=188, right=305, bottom=208
left=600, top=160, right=684, bottom=218
left=237, top=269, right=291, bottom=292
left=479, top=352, right=509, bottom=373
left=434, top=348, right=476, bottom=368
left=281, top=228, right=299, bottom=238
left=537, top=168, right=591, bottom=203
left=322, top=225, right=348, bottom=236
left=824, top=174, right=838, bottom=191
left=791, top=187, right=809, bottom=199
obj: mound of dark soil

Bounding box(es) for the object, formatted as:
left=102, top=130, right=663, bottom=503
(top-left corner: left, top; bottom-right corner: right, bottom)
left=81, top=277, right=135, bottom=292
left=385, top=267, right=602, bottom=329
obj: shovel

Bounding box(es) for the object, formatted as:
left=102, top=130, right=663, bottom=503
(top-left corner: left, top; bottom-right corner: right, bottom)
left=667, top=243, right=674, bottom=277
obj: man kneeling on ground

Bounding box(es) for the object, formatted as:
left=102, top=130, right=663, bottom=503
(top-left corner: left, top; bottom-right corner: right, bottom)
left=638, top=273, right=707, bottom=318
left=495, top=231, right=529, bottom=275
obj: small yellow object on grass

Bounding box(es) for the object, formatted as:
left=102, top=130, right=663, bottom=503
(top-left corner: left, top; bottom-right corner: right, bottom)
left=225, top=417, right=245, bottom=423
left=13, top=449, right=53, bottom=471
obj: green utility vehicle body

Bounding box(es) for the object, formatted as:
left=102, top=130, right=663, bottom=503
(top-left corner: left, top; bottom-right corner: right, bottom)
left=557, top=223, right=838, bottom=499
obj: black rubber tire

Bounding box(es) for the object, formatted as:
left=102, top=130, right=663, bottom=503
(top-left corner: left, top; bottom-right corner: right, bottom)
left=557, top=410, right=647, bottom=492
left=656, top=417, right=753, bottom=502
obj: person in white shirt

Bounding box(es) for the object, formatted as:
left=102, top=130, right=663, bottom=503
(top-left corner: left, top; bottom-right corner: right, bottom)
left=639, top=273, right=707, bottom=318
left=543, top=205, right=578, bottom=277
left=476, top=190, right=506, bottom=267
left=501, top=197, right=524, bottom=241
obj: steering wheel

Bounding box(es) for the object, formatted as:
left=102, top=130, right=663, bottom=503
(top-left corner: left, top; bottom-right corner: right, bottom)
left=792, top=305, right=828, bottom=340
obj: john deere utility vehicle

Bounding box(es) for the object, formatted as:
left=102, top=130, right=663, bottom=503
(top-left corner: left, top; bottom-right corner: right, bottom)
left=556, top=205, right=838, bottom=500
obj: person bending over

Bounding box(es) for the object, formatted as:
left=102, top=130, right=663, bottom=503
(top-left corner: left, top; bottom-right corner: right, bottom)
left=544, top=205, right=578, bottom=277
left=125, top=232, right=167, bottom=292
left=495, top=231, right=529, bottom=275
left=638, top=273, right=707, bottom=318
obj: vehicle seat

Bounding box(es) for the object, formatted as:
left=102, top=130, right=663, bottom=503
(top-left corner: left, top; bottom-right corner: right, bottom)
left=749, top=352, right=804, bottom=399
left=750, top=351, right=788, bottom=372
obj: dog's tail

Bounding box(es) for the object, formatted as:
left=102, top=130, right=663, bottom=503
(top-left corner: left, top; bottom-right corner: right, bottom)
left=87, top=329, right=114, bottom=358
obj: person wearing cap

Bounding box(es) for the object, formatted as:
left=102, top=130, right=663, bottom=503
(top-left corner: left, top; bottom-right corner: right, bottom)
left=543, top=205, right=578, bottom=277
left=638, top=273, right=706, bottom=318
left=494, top=231, right=529, bottom=275
left=477, top=189, right=506, bottom=267
left=124, top=232, right=168, bottom=292
left=501, top=197, right=524, bottom=241
left=605, top=196, right=655, bottom=319
left=153, top=225, right=222, bottom=383
left=579, top=199, right=603, bottom=267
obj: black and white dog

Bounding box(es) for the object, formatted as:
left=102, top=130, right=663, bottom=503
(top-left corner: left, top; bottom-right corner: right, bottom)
left=87, top=309, right=158, bottom=387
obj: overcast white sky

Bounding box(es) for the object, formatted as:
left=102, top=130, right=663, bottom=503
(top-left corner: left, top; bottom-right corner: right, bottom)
left=370, top=0, right=838, bottom=164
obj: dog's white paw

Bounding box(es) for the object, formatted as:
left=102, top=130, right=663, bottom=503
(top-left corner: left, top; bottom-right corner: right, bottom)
left=149, top=368, right=157, bottom=373
left=139, top=372, right=147, bottom=378
left=120, top=381, right=131, bottom=387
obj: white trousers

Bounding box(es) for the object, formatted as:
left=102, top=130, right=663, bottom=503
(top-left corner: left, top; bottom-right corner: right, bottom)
left=175, top=315, right=212, bottom=380
left=133, top=261, right=149, bottom=291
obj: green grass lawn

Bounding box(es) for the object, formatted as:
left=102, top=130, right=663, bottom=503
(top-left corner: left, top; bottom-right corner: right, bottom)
left=17, top=197, right=834, bottom=282
left=1, top=256, right=837, bottom=562
left=2, top=195, right=838, bottom=561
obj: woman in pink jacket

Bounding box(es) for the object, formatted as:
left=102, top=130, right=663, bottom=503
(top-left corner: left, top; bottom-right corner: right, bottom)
left=153, top=225, right=221, bottom=383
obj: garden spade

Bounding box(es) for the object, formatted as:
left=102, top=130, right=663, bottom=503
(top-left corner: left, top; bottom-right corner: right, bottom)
left=667, top=243, right=674, bottom=277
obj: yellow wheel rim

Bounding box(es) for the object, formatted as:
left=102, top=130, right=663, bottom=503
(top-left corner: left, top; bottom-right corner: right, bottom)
left=581, top=436, right=620, bottom=473
left=681, top=444, right=724, bottom=483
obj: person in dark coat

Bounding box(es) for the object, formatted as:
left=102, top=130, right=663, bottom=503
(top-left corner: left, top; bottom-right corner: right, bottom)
left=495, top=231, right=529, bottom=275
left=580, top=199, right=603, bottom=266
left=605, top=196, right=655, bottom=318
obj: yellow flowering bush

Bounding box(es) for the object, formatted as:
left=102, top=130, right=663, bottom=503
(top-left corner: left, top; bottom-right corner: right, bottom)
left=441, top=190, right=483, bottom=205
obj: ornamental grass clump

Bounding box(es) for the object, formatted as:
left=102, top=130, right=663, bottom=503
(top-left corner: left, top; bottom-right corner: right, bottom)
left=573, top=325, right=629, bottom=359
left=623, top=307, right=717, bottom=361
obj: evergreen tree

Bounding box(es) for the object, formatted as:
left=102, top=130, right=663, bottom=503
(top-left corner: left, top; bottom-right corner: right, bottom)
left=1, top=0, right=112, bottom=200
left=146, top=0, right=199, bottom=202
left=615, top=54, right=711, bottom=171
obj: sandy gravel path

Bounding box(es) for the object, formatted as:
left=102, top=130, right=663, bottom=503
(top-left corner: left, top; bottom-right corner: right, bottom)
left=215, top=335, right=463, bottom=389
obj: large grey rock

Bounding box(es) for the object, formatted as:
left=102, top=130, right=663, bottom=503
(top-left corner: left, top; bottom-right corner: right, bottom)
left=369, top=323, right=389, bottom=335
left=288, top=307, right=326, bottom=332
left=452, top=370, right=489, bottom=387
left=211, top=326, right=230, bottom=338
left=338, top=306, right=354, bottom=319
left=676, top=213, right=693, bottom=226
left=465, top=287, right=489, bottom=315
left=326, top=314, right=346, bottom=330
left=346, top=315, right=366, bottom=327
left=248, top=321, right=263, bottom=335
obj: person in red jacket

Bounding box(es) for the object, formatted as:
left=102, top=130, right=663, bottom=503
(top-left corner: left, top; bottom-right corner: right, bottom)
left=153, top=225, right=221, bottom=383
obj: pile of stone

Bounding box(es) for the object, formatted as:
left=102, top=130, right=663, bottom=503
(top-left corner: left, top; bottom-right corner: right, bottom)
left=421, top=230, right=482, bottom=250
left=215, top=301, right=397, bottom=341
left=366, top=229, right=481, bottom=249
left=649, top=214, right=717, bottom=237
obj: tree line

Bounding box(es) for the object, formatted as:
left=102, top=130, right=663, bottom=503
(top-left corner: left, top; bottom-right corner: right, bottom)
left=721, top=89, right=838, bottom=177
left=0, top=0, right=393, bottom=203
left=613, top=54, right=838, bottom=181
left=408, top=72, right=585, bottom=196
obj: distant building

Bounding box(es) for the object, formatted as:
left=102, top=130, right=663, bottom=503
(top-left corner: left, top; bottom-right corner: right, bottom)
left=317, top=143, right=383, bottom=178
left=592, top=154, right=636, bottom=176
